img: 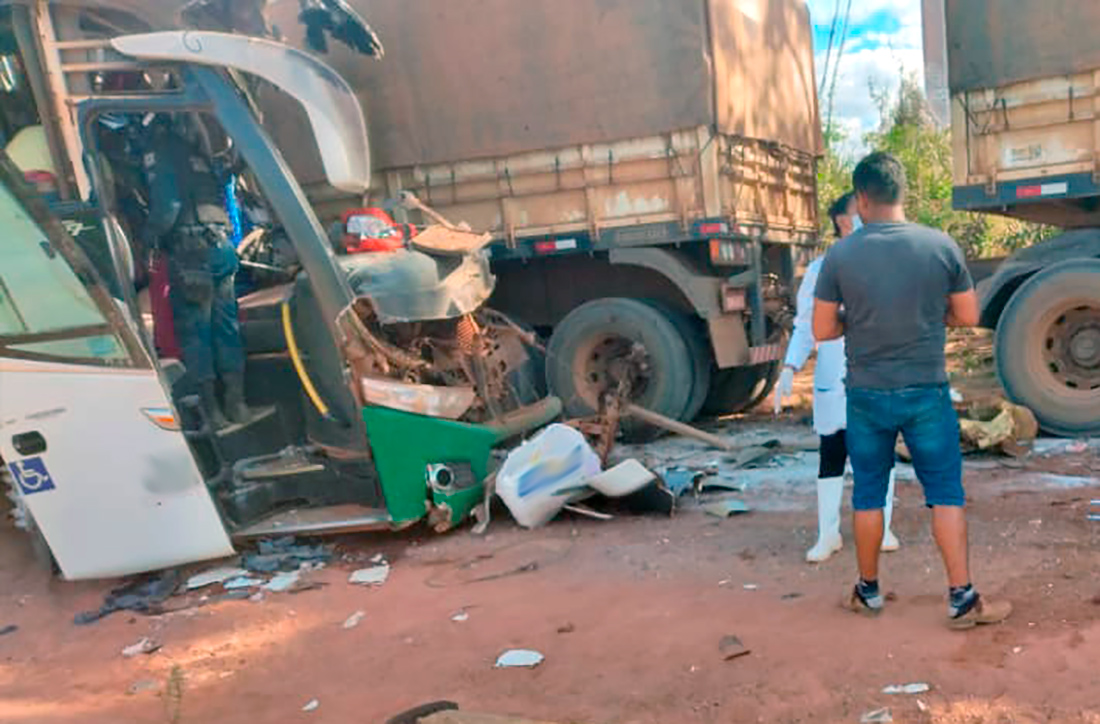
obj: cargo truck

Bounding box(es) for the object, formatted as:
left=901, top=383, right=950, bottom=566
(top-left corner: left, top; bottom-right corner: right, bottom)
left=932, top=0, right=1100, bottom=435
left=260, top=0, right=823, bottom=427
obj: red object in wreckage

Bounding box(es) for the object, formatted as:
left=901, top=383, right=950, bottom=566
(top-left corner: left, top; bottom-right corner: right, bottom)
left=149, top=253, right=181, bottom=360
left=341, top=207, right=414, bottom=253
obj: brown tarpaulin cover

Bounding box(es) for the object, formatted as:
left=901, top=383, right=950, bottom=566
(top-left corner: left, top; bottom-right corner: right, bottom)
left=945, top=0, right=1100, bottom=93
left=266, top=0, right=819, bottom=170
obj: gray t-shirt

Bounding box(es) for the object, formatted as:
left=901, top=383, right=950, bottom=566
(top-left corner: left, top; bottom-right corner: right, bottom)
left=814, top=222, right=973, bottom=389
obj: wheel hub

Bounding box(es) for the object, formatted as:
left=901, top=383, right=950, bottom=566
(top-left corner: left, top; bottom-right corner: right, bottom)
left=1043, top=305, right=1100, bottom=390
left=576, top=336, right=651, bottom=406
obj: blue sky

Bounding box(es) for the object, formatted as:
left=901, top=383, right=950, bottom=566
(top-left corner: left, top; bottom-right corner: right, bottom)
left=805, top=0, right=923, bottom=156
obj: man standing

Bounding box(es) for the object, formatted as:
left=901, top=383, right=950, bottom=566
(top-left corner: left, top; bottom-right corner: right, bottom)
left=774, top=191, right=899, bottom=562
left=144, top=114, right=250, bottom=428
left=812, top=152, right=1011, bottom=629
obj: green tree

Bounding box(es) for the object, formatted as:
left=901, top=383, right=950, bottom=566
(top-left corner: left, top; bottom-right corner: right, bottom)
left=817, top=72, right=1055, bottom=257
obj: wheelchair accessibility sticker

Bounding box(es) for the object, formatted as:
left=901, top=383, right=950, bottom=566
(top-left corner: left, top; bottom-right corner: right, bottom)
left=9, top=457, right=56, bottom=495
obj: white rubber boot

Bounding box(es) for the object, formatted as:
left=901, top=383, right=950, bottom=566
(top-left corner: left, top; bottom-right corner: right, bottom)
left=806, top=476, right=844, bottom=563
left=881, top=467, right=901, bottom=552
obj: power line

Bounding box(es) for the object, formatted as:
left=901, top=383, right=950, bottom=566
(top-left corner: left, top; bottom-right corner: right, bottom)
left=818, top=0, right=843, bottom=99
left=824, top=0, right=853, bottom=136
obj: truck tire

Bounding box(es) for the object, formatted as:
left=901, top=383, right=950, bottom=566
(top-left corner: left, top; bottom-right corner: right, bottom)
left=995, top=259, right=1100, bottom=435
left=546, top=298, right=695, bottom=436
left=702, top=361, right=781, bottom=416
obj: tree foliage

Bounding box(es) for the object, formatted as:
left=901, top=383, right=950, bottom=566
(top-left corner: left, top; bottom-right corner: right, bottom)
left=818, top=73, right=1055, bottom=258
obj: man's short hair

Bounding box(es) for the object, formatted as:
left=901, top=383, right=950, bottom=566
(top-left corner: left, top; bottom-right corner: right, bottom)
left=853, top=151, right=906, bottom=205
left=827, top=191, right=855, bottom=237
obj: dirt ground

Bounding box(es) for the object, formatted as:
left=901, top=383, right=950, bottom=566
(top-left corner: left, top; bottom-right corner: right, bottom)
left=3, top=334, right=1100, bottom=724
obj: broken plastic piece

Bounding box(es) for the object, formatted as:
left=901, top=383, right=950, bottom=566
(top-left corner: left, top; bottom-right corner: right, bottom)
left=302, top=699, right=320, bottom=713
left=343, top=611, right=366, bottom=629
left=122, top=637, right=161, bottom=658
left=860, top=708, right=893, bottom=724
left=349, top=564, right=391, bottom=586
left=495, top=649, right=544, bottom=668
left=263, top=571, right=302, bottom=593
left=223, top=576, right=264, bottom=590
left=360, top=377, right=476, bottom=419
left=186, top=566, right=249, bottom=590
left=451, top=610, right=470, bottom=623
left=660, top=467, right=702, bottom=497
left=719, top=635, right=751, bottom=660
left=586, top=459, right=657, bottom=497
left=702, top=498, right=751, bottom=517
left=882, top=683, right=931, bottom=695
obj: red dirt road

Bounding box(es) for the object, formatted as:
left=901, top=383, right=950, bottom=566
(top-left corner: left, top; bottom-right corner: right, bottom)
left=3, top=448, right=1100, bottom=724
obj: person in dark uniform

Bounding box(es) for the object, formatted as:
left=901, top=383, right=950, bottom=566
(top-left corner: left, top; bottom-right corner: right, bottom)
left=143, top=114, right=249, bottom=428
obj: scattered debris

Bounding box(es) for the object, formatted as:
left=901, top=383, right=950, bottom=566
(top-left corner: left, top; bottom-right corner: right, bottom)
left=703, top=498, right=751, bottom=517
left=719, top=635, right=751, bottom=660
left=349, top=563, right=391, bottom=586
left=781, top=593, right=803, bottom=600
left=74, top=570, right=182, bottom=625
left=223, top=576, right=264, bottom=590
left=126, top=679, right=159, bottom=696
left=0, top=624, right=17, bottom=637
left=1013, top=646, right=1024, bottom=654
left=587, top=459, right=658, bottom=497
left=949, top=387, right=964, bottom=404
left=496, top=424, right=600, bottom=528
left=860, top=708, right=893, bottom=724
left=122, top=637, right=161, bottom=658
left=557, top=622, right=576, bottom=634
left=343, top=611, right=366, bottom=629
left=450, top=610, right=470, bottom=623
left=216, top=590, right=254, bottom=602
left=742, top=584, right=759, bottom=591
left=263, top=571, right=302, bottom=593
left=302, top=698, right=320, bottom=712
left=660, top=467, right=704, bottom=497
left=425, top=539, right=573, bottom=588
left=958, top=401, right=1038, bottom=455
left=882, top=683, right=931, bottom=695
left=185, top=566, right=248, bottom=591
left=916, top=700, right=929, bottom=714
left=243, top=537, right=333, bottom=573
left=563, top=503, right=614, bottom=521
left=249, top=592, right=265, bottom=603
left=495, top=649, right=545, bottom=669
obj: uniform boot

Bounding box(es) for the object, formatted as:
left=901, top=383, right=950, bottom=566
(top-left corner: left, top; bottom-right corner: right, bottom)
left=806, top=476, right=845, bottom=563
left=199, top=380, right=228, bottom=429
left=881, top=468, right=901, bottom=552
left=221, top=372, right=254, bottom=425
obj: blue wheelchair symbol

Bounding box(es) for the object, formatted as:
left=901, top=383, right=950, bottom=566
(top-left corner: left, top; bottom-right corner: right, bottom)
left=9, top=457, right=56, bottom=496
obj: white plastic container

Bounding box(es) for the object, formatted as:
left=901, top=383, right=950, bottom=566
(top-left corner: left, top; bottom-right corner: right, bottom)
left=496, top=424, right=601, bottom=528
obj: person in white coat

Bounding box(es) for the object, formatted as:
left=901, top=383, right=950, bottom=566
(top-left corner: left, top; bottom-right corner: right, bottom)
left=774, top=192, right=900, bottom=562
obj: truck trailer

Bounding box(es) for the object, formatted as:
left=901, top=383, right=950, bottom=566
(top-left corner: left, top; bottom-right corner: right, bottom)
left=931, top=0, right=1100, bottom=435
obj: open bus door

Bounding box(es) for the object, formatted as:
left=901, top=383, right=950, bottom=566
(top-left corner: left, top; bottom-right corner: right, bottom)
left=0, top=154, right=234, bottom=579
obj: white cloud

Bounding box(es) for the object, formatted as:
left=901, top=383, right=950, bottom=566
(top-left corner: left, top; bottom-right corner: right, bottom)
left=808, top=0, right=924, bottom=157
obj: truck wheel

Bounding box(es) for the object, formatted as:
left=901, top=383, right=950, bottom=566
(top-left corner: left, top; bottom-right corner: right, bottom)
left=996, top=259, right=1100, bottom=435
left=702, top=362, right=780, bottom=416
left=546, top=298, right=694, bottom=436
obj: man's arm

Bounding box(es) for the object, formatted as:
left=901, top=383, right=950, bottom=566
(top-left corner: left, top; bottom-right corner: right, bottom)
left=945, top=289, right=980, bottom=328
left=813, top=299, right=844, bottom=341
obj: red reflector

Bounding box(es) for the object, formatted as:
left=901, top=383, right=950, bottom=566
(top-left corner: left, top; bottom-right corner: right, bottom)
left=1016, top=186, right=1042, bottom=198
left=534, top=241, right=558, bottom=254
left=698, top=222, right=728, bottom=235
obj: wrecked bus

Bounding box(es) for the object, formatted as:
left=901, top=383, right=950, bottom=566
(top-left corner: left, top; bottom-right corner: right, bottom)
left=0, top=1, right=556, bottom=579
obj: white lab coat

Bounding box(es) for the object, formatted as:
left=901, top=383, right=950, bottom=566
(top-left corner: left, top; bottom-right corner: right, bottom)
left=784, top=256, right=846, bottom=435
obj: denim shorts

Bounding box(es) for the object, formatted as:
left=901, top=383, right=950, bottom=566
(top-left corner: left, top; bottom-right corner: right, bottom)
left=846, top=384, right=964, bottom=510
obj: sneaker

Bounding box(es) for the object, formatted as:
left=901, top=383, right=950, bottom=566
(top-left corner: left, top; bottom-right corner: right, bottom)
left=846, top=585, right=884, bottom=616
left=947, top=595, right=1012, bottom=630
